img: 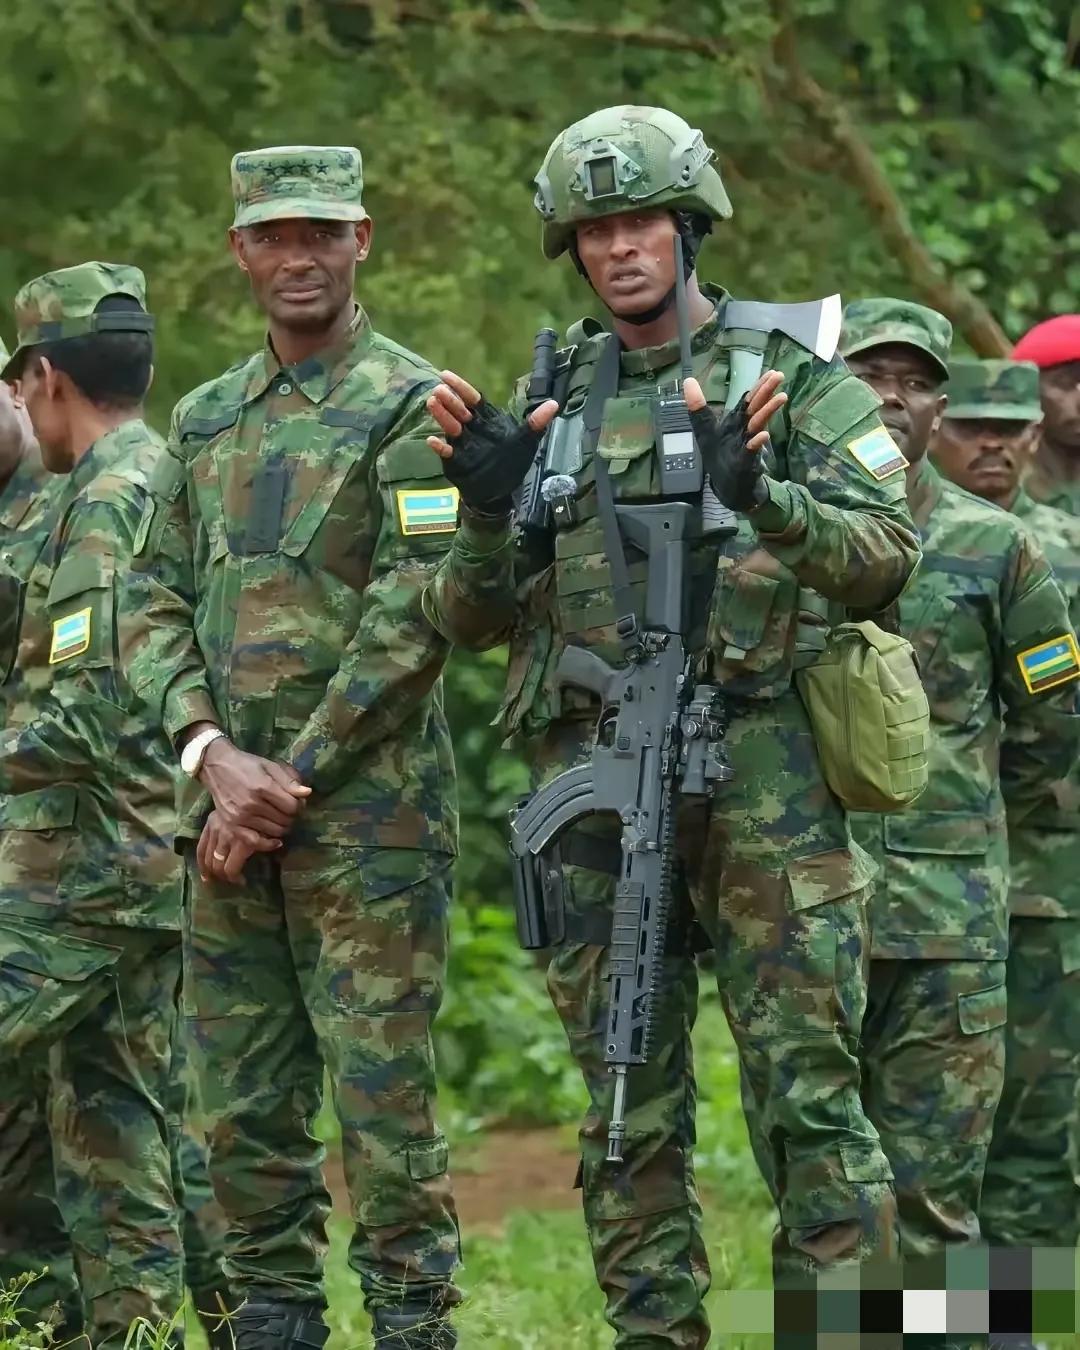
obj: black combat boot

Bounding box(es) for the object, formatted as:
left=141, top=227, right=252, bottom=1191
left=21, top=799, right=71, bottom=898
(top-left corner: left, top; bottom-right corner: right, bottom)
left=370, top=1291, right=457, bottom=1349
left=231, top=1300, right=329, bottom=1350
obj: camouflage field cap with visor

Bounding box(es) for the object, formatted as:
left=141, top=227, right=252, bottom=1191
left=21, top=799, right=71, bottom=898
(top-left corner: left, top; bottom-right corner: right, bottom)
left=231, top=145, right=368, bottom=228
left=840, top=297, right=953, bottom=380
left=1, top=262, right=152, bottom=381
left=945, top=359, right=1043, bottom=422
left=533, top=105, right=733, bottom=260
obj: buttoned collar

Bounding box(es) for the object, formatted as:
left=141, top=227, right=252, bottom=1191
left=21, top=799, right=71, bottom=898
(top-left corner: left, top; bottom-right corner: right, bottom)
left=618, top=285, right=728, bottom=380
left=242, top=304, right=370, bottom=406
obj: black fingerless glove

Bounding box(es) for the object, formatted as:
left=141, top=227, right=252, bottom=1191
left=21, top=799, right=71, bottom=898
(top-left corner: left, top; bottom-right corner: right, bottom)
left=688, top=395, right=768, bottom=513
left=441, top=398, right=542, bottom=515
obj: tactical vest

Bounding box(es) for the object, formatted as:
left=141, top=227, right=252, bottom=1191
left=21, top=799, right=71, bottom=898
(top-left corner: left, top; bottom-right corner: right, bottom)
left=499, top=305, right=834, bottom=741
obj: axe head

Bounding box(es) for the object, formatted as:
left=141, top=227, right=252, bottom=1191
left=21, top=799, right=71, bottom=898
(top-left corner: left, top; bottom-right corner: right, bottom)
left=724, top=294, right=843, bottom=362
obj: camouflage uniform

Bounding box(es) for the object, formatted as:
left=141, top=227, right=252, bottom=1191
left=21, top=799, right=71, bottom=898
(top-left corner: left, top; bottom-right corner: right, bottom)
left=935, top=360, right=1080, bottom=1248
left=424, top=106, right=919, bottom=1348
left=841, top=306, right=1080, bottom=1262
left=122, top=148, right=462, bottom=1342
left=0, top=401, right=80, bottom=1335
left=0, top=265, right=185, bottom=1346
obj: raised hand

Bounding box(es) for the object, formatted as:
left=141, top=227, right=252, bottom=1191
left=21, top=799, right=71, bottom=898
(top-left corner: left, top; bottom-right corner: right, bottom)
left=426, top=371, right=559, bottom=513
left=683, top=370, right=788, bottom=512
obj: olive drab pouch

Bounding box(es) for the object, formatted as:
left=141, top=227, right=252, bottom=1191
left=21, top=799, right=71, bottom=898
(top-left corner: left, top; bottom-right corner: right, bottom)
left=795, top=619, right=929, bottom=813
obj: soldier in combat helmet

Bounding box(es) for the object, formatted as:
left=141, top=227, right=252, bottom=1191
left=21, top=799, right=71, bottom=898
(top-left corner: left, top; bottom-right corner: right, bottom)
left=423, top=105, right=921, bottom=1346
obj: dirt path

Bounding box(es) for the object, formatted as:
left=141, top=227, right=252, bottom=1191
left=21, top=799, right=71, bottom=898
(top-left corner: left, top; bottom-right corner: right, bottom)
left=325, top=1127, right=581, bottom=1234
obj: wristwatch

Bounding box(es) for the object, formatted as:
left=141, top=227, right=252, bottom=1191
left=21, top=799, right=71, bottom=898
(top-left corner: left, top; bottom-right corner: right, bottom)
left=180, top=727, right=227, bottom=779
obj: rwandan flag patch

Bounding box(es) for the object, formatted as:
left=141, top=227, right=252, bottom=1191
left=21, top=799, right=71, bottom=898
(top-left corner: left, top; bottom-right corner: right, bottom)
left=845, top=427, right=907, bottom=481
left=396, top=487, right=459, bottom=536
left=49, top=608, right=92, bottom=664
left=1017, top=633, right=1080, bottom=694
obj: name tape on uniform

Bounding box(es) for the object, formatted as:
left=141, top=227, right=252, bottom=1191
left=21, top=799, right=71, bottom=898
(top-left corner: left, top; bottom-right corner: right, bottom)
left=49, top=608, right=92, bottom=664
left=396, top=487, right=459, bottom=536
left=1017, top=633, right=1080, bottom=694
left=846, top=427, right=907, bottom=481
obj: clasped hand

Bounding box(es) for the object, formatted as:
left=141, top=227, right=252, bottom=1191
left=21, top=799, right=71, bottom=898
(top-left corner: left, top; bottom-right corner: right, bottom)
left=196, top=739, right=311, bottom=884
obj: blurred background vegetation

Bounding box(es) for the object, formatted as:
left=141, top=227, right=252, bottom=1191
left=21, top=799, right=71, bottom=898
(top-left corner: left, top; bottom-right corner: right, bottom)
left=2, top=0, right=1077, bottom=1230
left=3, top=2, right=1076, bottom=1340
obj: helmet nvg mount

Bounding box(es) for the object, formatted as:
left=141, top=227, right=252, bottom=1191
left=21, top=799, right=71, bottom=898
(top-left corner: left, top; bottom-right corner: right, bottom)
left=533, top=105, right=732, bottom=260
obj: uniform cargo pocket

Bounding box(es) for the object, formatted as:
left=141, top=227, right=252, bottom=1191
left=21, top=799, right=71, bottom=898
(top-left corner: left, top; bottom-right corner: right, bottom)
left=840, top=1140, right=894, bottom=1184
left=0, top=919, right=120, bottom=1052
left=406, top=1134, right=449, bottom=1181
left=1, top=785, right=78, bottom=832
left=957, top=982, right=1007, bottom=1035
left=785, top=845, right=877, bottom=912
left=884, top=811, right=989, bottom=856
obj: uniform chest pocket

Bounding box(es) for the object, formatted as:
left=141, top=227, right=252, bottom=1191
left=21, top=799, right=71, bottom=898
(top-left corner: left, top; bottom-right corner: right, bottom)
left=46, top=552, right=116, bottom=672
left=281, top=408, right=378, bottom=560
left=597, top=395, right=655, bottom=485
left=903, top=589, right=992, bottom=727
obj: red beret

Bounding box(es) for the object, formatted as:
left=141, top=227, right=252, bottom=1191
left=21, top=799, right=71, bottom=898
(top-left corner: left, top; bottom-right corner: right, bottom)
left=1012, top=315, right=1080, bottom=369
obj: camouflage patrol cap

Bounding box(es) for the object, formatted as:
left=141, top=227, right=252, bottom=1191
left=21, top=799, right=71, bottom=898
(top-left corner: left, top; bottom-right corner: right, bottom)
left=231, top=146, right=367, bottom=228
left=840, top=297, right=952, bottom=379
left=2, top=262, right=153, bottom=381
left=945, top=359, right=1042, bottom=421
left=534, top=106, right=733, bottom=260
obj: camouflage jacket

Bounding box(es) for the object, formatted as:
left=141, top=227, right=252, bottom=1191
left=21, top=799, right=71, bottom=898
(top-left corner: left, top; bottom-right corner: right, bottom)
left=0, top=445, right=47, bottom=547
left=849, top=462, right=1080, bottom=959
left=1021, top=448, right=1080, bottom=517
left=1005, top=486, right=1080, bottom=919
left=424, top=288, right=921, bottom=761
left=123, top=306, right=459, bottom=851
left=0, top=420, right=181, bottom=930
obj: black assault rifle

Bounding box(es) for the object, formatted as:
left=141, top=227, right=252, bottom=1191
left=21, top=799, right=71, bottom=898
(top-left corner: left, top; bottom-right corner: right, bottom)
left=509, top=234, right=737, bottom=1163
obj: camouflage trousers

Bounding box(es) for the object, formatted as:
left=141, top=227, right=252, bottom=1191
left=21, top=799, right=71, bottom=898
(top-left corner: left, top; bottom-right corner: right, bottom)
left=860, top=958, right=1007, bottom=1255
left=0, top=918, right=185, bottom=1345
left=0, top=1022, right=227, bottom=1334
left=539, top=699, right=897, bottom=1350
left=182, top=842, right=461, bottom=1314
left=981, top=917, right=1080, bottom=1246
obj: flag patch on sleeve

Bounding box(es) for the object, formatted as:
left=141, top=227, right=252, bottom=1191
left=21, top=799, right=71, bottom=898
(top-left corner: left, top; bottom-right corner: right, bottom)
left=1017, top=634, right=1080, bottom=694
left=845, top=427, right=907, bottom=481
left=396, top=487, right=459, bottom=536
left=49, top=608, right=92, bottom=664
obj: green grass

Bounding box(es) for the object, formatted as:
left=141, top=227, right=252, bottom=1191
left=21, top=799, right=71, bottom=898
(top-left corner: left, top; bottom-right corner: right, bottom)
left=185, top=998, right=778, bottom=1348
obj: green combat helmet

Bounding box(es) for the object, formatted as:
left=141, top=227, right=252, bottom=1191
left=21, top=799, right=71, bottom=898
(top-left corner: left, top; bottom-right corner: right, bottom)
left=1, top=262, right=152, bottom=381
left=230, top=145, right=367, bottom=228
left=946, top=359, right=1042, bottom=422
left=533, top=105, right=732, bottom=260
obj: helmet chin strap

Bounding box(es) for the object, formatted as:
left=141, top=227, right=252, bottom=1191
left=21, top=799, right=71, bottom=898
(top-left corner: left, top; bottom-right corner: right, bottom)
left=569, top=210, right=712, bottom=328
